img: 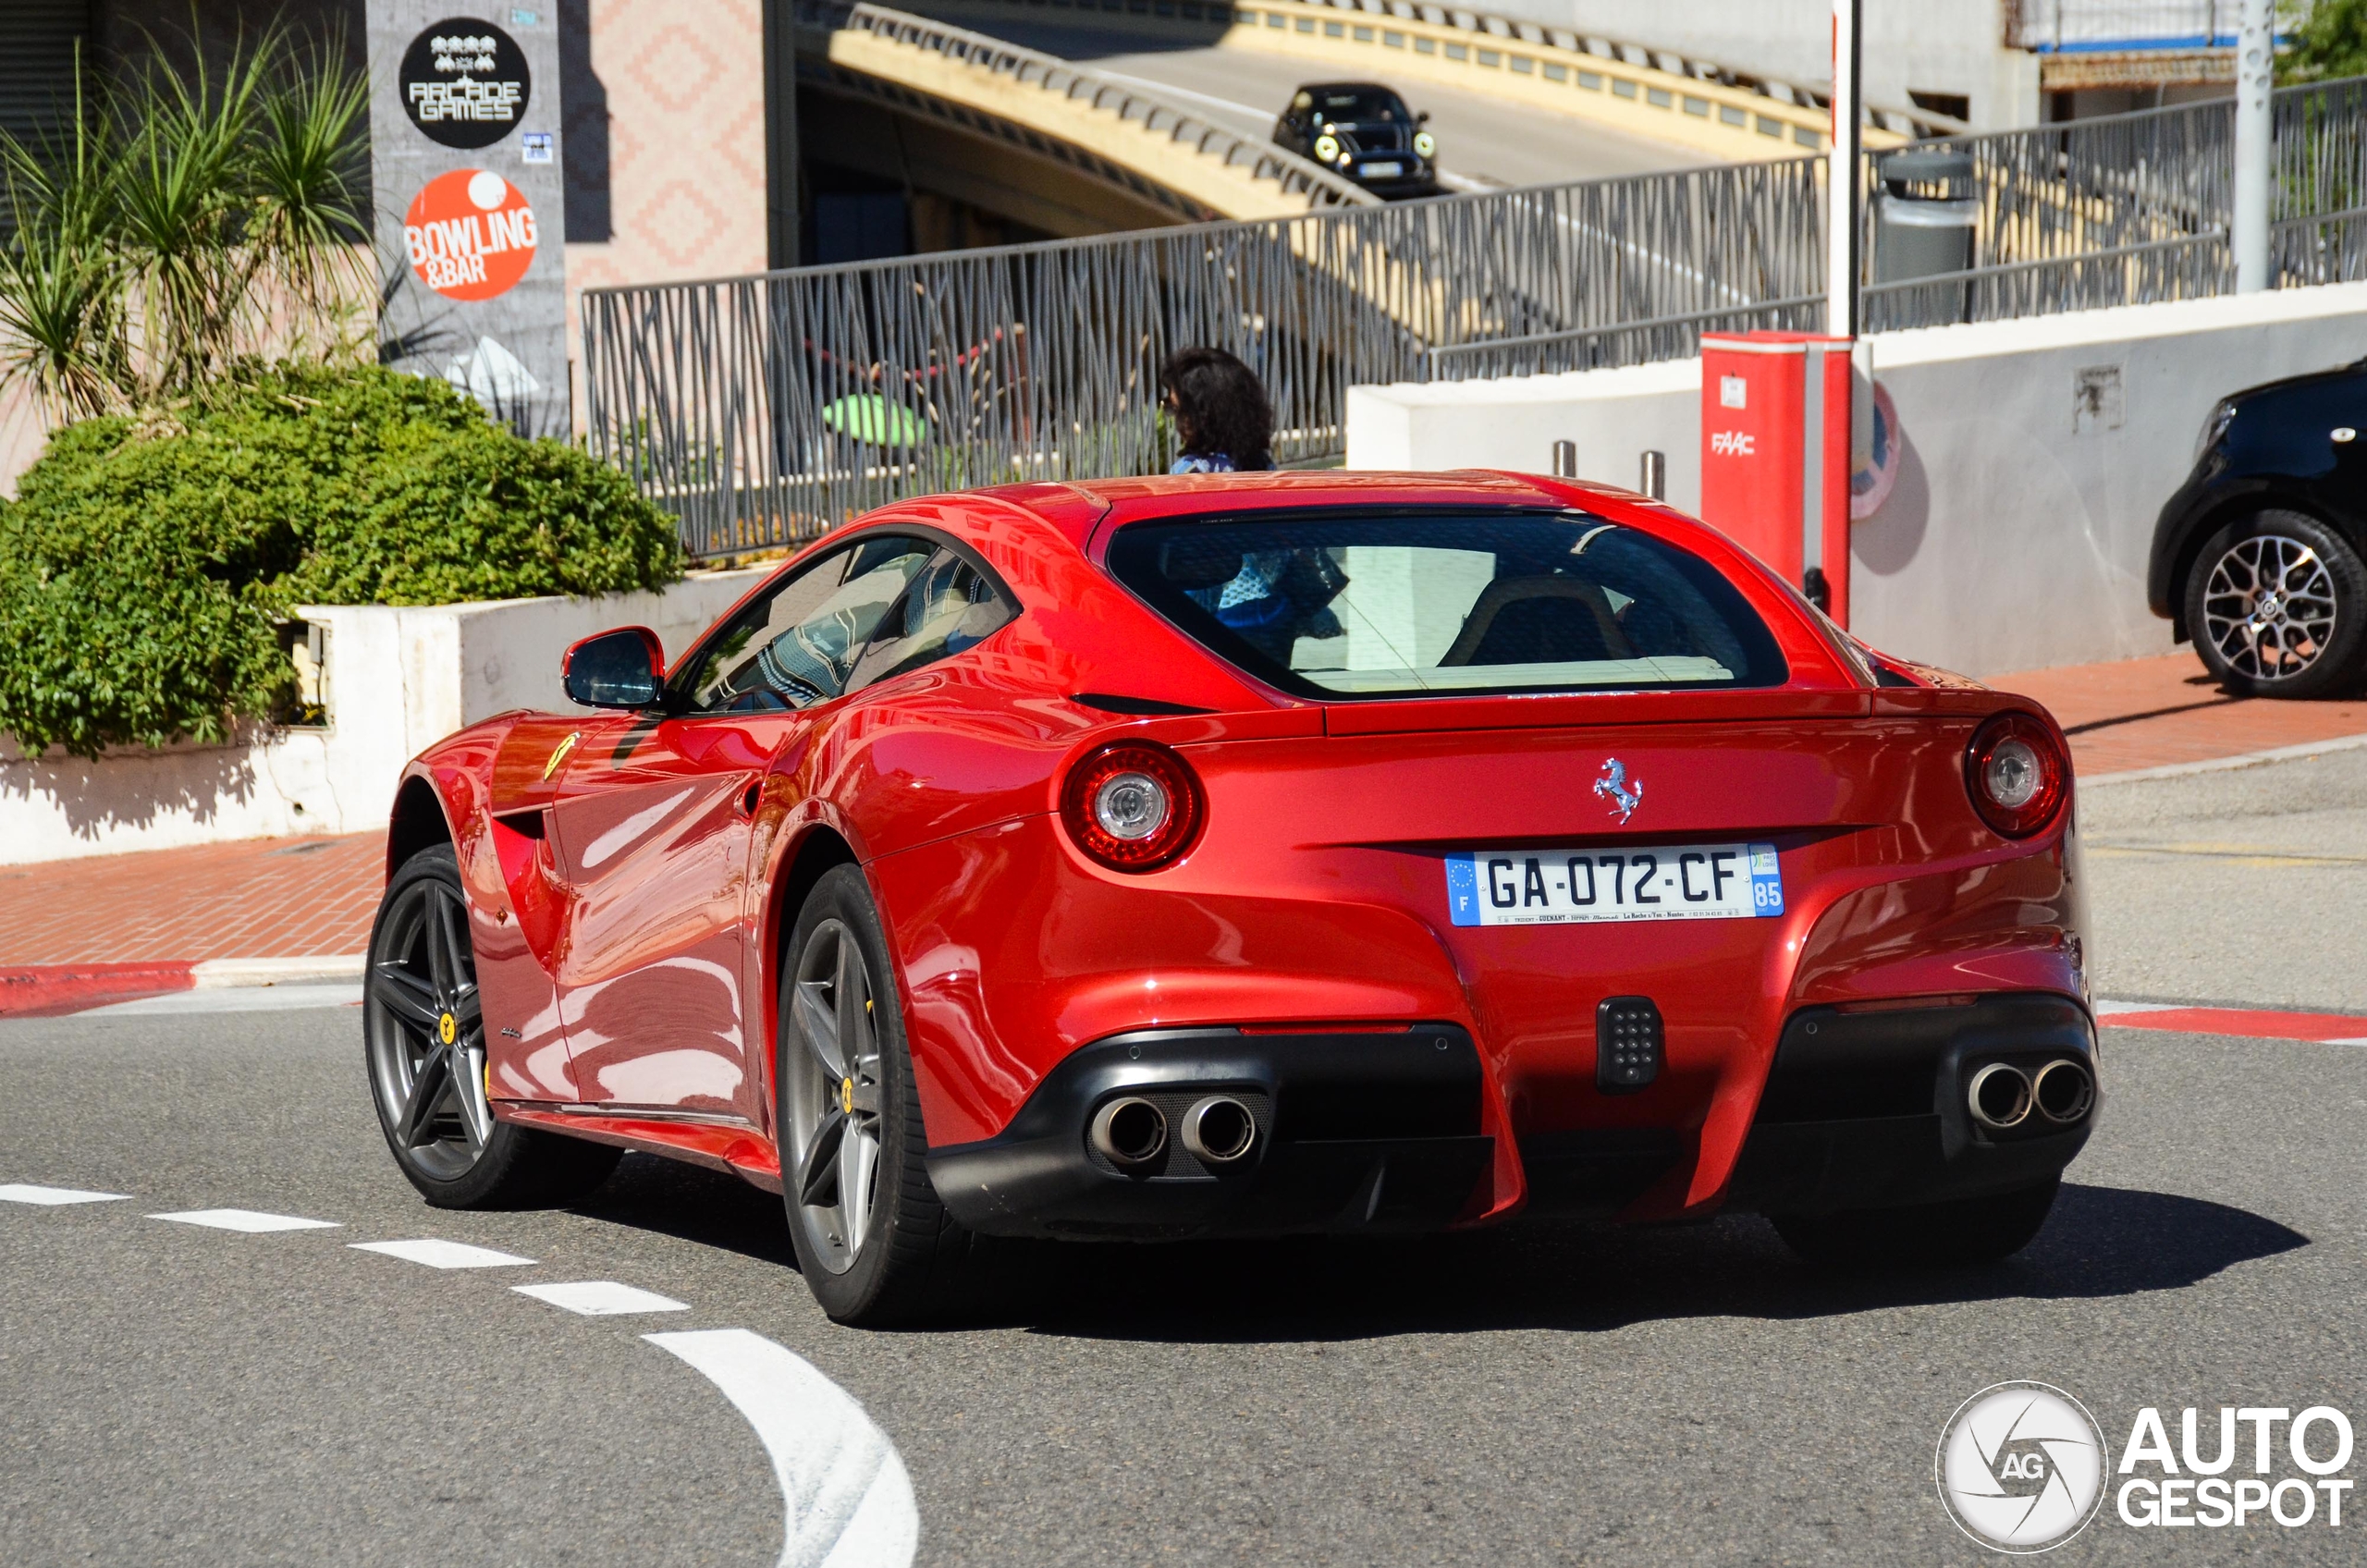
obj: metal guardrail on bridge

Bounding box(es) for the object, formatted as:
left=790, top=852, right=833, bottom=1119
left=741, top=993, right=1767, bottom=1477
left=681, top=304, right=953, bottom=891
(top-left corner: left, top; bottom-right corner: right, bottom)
left=585, top=78, right=2367, bottom=560
left=805, top=0, right=1373, bottom=216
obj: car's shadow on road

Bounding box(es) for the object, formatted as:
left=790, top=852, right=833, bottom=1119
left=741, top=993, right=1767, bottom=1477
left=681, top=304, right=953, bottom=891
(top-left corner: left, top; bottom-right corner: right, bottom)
left=999, top=1182, right=2307, bottom=1342
left=564, top=1166, right=2305, bottom=1341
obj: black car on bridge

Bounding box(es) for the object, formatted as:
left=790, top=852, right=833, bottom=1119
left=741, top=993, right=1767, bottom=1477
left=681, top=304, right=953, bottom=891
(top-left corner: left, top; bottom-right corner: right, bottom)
left=2152, top=360, right=2367, bottom=698
left=1274, top=82, right=1436, bottom=198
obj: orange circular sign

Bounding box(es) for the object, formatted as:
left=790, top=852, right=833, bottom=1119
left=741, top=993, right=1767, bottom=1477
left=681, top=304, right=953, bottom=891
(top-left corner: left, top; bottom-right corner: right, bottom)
left=403, top=168, right=536, bottom=301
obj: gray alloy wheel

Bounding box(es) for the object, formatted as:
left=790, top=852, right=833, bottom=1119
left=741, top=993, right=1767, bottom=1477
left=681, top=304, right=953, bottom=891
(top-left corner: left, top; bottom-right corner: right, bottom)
left=784, top=915, right=888, bottom=1275
left=2201, top=533, right=2338, bottom=681
left=2187, top=510, right=2367, bottom=699
left=363, top=845, right=621, bottom=1207
left=366, top=861, right=492, bottom=1182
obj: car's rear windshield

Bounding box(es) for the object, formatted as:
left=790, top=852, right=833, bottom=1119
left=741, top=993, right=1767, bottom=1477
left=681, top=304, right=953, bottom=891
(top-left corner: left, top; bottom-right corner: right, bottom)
left=1105, top=509, right=1787, bottom=700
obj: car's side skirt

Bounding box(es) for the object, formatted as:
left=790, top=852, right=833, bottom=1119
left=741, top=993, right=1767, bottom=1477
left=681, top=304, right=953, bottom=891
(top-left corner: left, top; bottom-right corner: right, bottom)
left=496, top=1104, right=783, bottom=1193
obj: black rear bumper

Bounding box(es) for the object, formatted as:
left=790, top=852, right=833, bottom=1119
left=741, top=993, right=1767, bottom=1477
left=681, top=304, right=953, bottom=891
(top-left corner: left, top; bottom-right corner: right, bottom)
left=1724, top=992, right=2098, bottom=1216
left=925, top=1025, right=1493, bottom=1240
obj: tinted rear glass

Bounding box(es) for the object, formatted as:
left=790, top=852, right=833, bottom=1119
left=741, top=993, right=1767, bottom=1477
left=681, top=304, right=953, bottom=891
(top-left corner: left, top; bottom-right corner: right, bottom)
left=1106, top=509, right=1787, bottom=700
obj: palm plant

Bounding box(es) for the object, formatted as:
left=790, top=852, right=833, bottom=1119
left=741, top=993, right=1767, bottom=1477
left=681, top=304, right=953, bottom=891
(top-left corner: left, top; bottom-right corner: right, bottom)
left=0, top=27, right=372, bottom=421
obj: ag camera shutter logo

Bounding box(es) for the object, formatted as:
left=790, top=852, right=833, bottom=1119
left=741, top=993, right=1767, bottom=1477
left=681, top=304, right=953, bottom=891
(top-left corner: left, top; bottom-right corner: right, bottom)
left=1936, top=1382, right=2109, bottom=1552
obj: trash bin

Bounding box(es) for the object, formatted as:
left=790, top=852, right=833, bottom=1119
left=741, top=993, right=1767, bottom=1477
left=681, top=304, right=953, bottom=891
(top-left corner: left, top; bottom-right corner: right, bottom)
left=1873, top=149, right=1978, bottom=325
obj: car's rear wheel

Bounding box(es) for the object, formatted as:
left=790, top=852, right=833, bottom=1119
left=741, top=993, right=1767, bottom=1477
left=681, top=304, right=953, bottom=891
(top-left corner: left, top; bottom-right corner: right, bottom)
left=1771, top=1177, right=2059, bottom=1268
left=778, top=864, right=971, bottom=1325
left=364, top=844, right=621, bottom=1207
left=2185, top=510, right=2367, bottom=698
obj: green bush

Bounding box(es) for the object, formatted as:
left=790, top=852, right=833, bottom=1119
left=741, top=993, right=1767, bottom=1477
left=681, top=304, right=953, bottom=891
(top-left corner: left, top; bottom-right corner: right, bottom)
left=0, top=363, right=681, bottom=758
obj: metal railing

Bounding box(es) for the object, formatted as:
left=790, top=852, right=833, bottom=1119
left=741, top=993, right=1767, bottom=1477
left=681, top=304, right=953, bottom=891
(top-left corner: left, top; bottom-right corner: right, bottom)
left=1862, top=78, right=2367, bottom=330
left=807, top=0, right=1371, bottom=211
left=587, top=76, right=2367, bottom=560
left=583, top=155, right=1824, bottom=557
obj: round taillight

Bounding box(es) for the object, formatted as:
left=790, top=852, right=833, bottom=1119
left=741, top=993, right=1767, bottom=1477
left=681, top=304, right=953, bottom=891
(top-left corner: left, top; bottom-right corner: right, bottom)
left=1061, top=741, right=1204, bottom=872
left=1965, top=712, right=2068, bottom=838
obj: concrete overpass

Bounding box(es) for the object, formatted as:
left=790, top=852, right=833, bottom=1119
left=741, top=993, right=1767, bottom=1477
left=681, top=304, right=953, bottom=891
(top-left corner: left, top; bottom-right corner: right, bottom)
left=796, top=0, right=1945, bottom=252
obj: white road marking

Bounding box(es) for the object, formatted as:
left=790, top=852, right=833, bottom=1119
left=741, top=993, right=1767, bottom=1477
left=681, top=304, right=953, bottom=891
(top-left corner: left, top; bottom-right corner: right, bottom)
left=0, top=1183, right=129, bottom=1206
left=149, top=1208, right=340, bottom=1232
left=350, top=1238, right=534, bottom=1269
left=514, top=1280, right=689, bottom=1316
left=2094, top=999, right=2187, bottom=1015
left=86, top=983, right=362, bottom=1016
left=646, top=1329, right=919, bottom=1568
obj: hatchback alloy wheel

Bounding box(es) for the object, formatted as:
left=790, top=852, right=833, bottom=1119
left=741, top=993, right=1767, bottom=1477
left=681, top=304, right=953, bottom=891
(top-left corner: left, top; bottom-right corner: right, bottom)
left=365, top=865, right=491, bottom=1182
left=2185, top=510, right=2367, bottom=699
left=786, top=916, right=887, bottom=1274
left=2201, top=532, right=2339, bottom=682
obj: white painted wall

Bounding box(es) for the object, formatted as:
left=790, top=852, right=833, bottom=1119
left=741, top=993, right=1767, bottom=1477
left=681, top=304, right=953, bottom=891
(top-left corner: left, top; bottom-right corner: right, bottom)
left=1346, top=280, right=2367, bottom=678
left=1466, top=0, right=2044, bottom=128
left=0, top=570, right=767, bottom=864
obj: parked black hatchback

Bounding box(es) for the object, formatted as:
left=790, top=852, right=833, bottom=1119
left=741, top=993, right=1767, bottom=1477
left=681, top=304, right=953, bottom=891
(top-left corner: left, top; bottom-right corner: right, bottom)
left=2152, top=360, right=2367, bottom=697
left=1273, top=82, right=1435, bottom=196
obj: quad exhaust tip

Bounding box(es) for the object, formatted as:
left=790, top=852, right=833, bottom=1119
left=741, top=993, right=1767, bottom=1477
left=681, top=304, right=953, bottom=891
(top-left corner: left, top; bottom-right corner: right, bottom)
left=1090, top=1096, right=1168, bottom=1169
left=1967, top=1059, right=2095, bottom=1131
left=1181, top=1096, right=1257, bottom=1165
left=2031, top=1058, right=2095, bottom=1125
left=1967, top=1062, right=2033, bottom=1131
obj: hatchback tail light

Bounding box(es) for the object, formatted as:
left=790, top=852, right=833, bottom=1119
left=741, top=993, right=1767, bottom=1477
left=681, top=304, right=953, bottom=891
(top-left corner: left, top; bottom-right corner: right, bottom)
left=1061, top=741, right=1205, bottom=872
left=1964, top=712, right=2068, bottom=838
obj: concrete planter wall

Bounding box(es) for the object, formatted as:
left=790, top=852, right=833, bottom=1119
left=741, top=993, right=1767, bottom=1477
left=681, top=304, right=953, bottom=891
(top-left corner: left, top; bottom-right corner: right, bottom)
left=1346, top=281, right=2367, bottom=679
left=0, top=570, right=767, bottom=865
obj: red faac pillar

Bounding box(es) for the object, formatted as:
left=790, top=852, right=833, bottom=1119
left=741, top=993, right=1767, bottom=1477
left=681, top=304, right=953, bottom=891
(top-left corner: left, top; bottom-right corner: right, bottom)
left=1698, top=332, right=1854, bottom=628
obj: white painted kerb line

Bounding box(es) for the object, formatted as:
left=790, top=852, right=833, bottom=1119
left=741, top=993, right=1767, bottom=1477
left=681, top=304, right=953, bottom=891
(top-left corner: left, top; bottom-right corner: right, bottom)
left=350, top=1239, right=534, bottom=1269
left=0, top=1183, right=129, bottom=1206
left=645, top=1329, right=918, bottom=1568
left=147, top=1208, right=340, bottom=1232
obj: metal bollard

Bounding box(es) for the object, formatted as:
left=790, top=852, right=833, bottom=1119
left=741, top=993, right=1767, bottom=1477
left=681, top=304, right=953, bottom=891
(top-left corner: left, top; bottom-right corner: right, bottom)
left=1551, top=439, right=1577, bottom=478
left=1639, top=450, right=1666, bottom=500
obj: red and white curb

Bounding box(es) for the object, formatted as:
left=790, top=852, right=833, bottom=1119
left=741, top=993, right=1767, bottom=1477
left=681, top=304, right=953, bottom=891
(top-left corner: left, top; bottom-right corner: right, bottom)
left=0, top=956, right=365, bottom=1018
left=0, top=1181, right=918, bottom=1566
left=2097, top=1000, right=2367, bottom=1046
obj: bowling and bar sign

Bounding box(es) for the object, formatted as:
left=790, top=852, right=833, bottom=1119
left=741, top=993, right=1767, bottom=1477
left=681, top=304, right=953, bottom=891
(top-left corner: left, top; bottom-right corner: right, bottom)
left=403, top=168, right=537, bottom=300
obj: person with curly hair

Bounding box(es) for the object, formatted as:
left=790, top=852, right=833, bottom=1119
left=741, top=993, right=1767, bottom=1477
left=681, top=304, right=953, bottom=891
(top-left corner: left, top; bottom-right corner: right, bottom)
left=1160, top=347, right=1276, bottom=474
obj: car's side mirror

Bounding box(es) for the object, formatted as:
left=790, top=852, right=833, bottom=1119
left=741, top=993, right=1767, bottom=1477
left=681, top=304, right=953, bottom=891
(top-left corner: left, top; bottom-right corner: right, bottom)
left=562, top=626, right=665, bottom=709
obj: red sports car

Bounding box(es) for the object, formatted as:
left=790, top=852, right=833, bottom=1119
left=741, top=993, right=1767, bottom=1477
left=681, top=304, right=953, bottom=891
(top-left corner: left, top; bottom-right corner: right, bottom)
left=365, top=472, right=2096, bottom=1323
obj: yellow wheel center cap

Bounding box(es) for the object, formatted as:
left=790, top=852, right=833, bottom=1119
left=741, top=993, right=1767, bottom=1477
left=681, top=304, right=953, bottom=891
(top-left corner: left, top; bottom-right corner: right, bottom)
left=438, top=1012, right=458, bottom=1046
left=840, top=1077, right=855, bottom=1115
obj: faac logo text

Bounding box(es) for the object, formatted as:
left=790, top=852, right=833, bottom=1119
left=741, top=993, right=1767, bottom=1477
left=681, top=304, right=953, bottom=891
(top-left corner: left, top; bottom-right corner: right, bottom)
left=1709, top=430, right=1755, bottom=456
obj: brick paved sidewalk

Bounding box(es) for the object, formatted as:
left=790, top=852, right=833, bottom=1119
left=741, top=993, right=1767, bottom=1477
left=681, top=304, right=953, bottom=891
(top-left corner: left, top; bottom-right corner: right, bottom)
left=1990, top=652, right=2367, bottom=777
left=2, top=649, right=2360, bottom=988
left=0, top=833, right=383, bottom=969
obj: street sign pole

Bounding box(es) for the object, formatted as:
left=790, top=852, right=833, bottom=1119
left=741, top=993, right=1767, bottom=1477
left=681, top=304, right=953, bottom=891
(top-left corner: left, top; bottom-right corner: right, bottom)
left=1826, top=0, right=1862, bottom=339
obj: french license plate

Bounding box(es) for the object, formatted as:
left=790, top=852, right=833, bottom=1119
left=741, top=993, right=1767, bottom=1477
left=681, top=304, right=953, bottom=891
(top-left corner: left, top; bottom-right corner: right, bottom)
left=1444, top=843, right=1784, bottom=926
left=1361, top=161, right=1404, bottom=178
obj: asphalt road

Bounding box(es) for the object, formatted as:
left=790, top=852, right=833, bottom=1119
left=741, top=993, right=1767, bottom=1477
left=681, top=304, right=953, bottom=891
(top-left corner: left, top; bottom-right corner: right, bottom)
left=953, top=23, right=1703, bottom=191
left=6, top=748, right=2365, bottom=1565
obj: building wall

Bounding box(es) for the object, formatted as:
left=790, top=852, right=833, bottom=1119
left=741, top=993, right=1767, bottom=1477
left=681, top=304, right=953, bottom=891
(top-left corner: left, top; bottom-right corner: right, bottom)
left=1344, top=283, right=2367, bottom=679
left=559, top=0, right=771, bottom=409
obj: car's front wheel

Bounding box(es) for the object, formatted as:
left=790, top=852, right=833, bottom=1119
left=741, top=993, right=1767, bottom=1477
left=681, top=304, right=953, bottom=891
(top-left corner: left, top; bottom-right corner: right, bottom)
left=364, top=844, right=621, bottom=1207
left=2185, top=509, right=2367, bottom=698
left=778, top=864, right=972, bottom=1324
left=1772, top=1177, right=2060, bottom=1268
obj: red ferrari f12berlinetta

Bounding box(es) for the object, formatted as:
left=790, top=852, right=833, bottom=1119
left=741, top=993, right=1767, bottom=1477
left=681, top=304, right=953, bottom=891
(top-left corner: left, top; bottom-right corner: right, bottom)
left=365, top=471, right=2095, bottom=1323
